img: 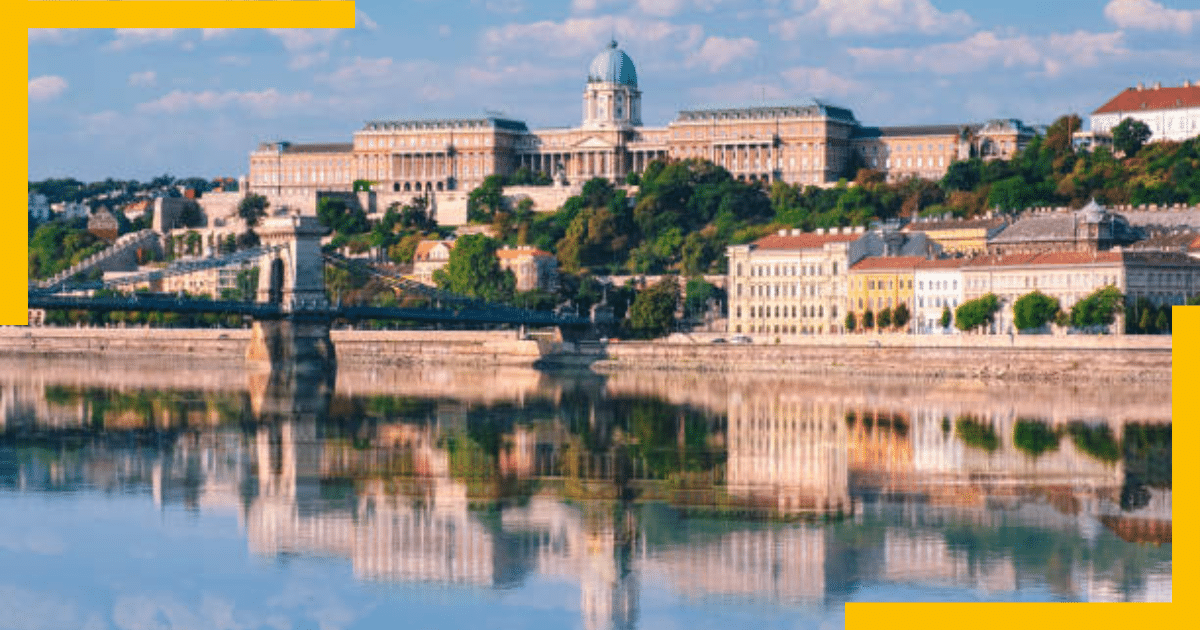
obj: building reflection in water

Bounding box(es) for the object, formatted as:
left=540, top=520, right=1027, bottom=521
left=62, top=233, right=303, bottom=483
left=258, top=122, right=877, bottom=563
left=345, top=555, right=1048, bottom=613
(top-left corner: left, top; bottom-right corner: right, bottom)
left=0, top=364, right=1173, bottom=628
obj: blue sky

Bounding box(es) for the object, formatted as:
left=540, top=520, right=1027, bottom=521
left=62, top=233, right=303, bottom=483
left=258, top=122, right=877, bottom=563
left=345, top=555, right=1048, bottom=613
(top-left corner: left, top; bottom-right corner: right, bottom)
left=27, top=0, right=1200, bottom=182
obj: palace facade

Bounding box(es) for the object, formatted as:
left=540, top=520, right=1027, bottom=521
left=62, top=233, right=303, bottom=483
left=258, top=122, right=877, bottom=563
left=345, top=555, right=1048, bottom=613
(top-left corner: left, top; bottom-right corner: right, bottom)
left=247, top=41, right=1034, bottom=219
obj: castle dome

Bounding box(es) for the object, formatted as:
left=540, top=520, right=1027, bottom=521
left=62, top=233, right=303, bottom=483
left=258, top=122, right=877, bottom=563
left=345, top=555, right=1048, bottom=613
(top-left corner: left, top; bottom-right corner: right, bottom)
left=587, top=40, right=637, bottom=88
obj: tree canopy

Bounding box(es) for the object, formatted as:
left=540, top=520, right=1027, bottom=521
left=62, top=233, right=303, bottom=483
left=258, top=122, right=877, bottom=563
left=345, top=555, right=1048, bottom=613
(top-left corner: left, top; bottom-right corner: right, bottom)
left=955, top=293, right=1000, bottom=332
left=1013, top=291, right=1060, bottom=331
left=432, top=234, right=515, bottom=303
left=1113, top=118, right=1152, bottom=157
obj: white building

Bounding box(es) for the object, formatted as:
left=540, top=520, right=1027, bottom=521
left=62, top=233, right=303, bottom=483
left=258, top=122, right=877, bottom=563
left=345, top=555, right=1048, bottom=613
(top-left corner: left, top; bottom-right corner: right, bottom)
left=1091, top=81, right=1200, bottom=144
left=52, top=201, right=90, bottom=221
left=28, top=192, right=49, bottom=223
left=913, top=259, right=964, bottom=334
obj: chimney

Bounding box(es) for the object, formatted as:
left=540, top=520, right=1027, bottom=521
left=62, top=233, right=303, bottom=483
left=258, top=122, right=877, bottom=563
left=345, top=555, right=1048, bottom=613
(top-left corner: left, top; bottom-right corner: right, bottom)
left=1137, top=81, right=1144, bottom=91
left=1153, top=81, right=1161, bottom=90
left=1186, top=79, right=1193, bottom=88
left=791, top=228, right=801, bottom=236
left=778, top=229, right=788, bottom=236
left=816, top=227, right=825, bottom=235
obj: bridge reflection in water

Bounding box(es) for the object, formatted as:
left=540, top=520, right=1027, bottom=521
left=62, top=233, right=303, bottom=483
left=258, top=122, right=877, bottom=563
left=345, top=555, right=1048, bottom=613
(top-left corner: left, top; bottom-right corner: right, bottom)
left=0, top=363, right=1172, bottom=628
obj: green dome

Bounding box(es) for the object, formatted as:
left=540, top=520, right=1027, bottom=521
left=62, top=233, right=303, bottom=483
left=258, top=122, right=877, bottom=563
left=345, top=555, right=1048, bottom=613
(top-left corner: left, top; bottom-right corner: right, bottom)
left=587, top=40, right=637, bottom=88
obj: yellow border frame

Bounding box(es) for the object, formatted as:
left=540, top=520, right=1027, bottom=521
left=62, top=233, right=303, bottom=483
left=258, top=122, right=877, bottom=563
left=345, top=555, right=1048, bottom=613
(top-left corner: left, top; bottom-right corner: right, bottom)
left=12, top=3, right=1184, bottom=628
left=9, top=2, right=355, bottom=324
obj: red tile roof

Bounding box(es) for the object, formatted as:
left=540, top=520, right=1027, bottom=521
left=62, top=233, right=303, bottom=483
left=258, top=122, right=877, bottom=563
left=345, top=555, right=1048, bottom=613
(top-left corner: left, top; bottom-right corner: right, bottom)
left=753, top=232, right=858, bottom=250
left=963, top=252, right=1123, bottom=268
left=1093, top=85, right=1200, bottom=114
left=850, top=256, right=927, bottom=271
left=914, top=258, right=965, bottom=269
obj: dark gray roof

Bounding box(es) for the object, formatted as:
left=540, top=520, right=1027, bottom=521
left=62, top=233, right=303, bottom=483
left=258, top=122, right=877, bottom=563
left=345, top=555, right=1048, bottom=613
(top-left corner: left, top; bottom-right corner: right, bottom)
left=362, top=117, right=529, bottom=132
left=676, top=99, right=857, bottom=124
left=852, top=124, right=970, bottom=139
left=990, top=214, right=1077, bottom=243
left=281, top=142, right=354, bottom=154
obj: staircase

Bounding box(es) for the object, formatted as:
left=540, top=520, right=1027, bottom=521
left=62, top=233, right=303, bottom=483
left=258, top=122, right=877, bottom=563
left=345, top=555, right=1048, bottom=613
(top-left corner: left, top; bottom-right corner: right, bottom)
left=38, top=229, right=161, bottom=291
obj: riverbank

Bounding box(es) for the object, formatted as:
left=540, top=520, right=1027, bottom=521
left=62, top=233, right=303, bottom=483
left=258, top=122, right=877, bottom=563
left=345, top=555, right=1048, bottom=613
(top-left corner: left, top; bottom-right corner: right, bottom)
left=0, top=327, right=1173, bottom=382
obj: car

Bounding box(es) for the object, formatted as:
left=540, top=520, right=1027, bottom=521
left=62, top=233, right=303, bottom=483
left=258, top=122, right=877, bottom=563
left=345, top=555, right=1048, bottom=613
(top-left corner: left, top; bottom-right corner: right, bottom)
left=730, top=335, right=752, bottom=344
left=710, top=338, right=727, bottom=344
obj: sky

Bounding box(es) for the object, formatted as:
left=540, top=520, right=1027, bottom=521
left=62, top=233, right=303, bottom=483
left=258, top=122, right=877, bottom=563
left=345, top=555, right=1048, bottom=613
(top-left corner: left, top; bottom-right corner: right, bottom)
left=26, top=0, right=1200, bottom=182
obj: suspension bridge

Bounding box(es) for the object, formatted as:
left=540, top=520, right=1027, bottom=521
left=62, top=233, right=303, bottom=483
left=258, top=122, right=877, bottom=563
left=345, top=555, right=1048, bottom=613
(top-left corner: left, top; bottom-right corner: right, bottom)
left=28, top=215, right=596, bottom=373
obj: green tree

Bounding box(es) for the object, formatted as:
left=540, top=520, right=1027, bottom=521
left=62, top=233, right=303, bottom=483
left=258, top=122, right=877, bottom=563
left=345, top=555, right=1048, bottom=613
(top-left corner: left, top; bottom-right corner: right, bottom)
left=467, top=175, right=505, bottom=222
left=1139, top=307, right=1155, bottom=334
left=1013, top=290, right=1060, bottom=331
left=432, top=234, right=515, bottom=302
left=1155, top=306, right=1170, bottom=333
left=1112, top=118, right=1152, bottom=157
left=178, top=199, right=204, bottom=228
left=317, top=196, right=369, bottom=235
left=940, top=305, right=952, bottom=329
left=862, top=309, right=875, bottom=330
left=877, top=306, right=893, bottom=329
left=893, top=302, right=911, bottom=331
left=1070, top=285, right=1123, bottom=330
left=629, top=277, right=680, bottom=338
left=237, top=193, right=269, bottom=227
left=1013, top=419, right=1060, bottom=457
left=955, top=293, right=1000, bottom=332
left=683, top=277, right=718, bottom=319
left=956, top=416, right=1000, bottom=452
left=845, top=311, right=857, bottom=333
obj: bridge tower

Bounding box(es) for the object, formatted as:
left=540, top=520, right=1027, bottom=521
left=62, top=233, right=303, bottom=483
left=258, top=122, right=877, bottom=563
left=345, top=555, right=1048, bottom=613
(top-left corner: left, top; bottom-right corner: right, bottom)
left=246, top=214, right=336, bottom=381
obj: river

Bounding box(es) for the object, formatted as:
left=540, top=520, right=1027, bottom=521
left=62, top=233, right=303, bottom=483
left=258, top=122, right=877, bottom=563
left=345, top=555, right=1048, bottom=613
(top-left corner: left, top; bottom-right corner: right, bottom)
left=0, top=357, right=1171, bottom=630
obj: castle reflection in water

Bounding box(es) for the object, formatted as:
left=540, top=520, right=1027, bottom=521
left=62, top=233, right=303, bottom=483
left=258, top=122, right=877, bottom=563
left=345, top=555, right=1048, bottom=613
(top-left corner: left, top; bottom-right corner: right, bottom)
left=0, top=360, right=1172, bottom=628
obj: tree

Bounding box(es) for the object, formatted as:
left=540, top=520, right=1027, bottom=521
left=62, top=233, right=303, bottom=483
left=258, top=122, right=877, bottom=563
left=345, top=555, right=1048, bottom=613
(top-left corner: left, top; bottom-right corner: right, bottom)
left=1112, top=118, right=1152, bottom=157
left=629, top=277, right=679, bottom=338
left=317, top=196, right=369, bottom=235
left=468, top=175, right=505, bottom=222
left=940, top=305, right=952, bottom=330
left=683, top=277, right=718, bottom=319
left=877, top=306, right=893, bottom=329
left=893, top=302, right=910, bottom=331
left=1070, top=285, right=1123, bottom=331
left=955, top=293, right=1000, bottom=332
left=1013, top=291, right=1060, bottom=331
left=178, top=199, right=204, bottom=228
left=1155, top=306, right=1170, bottom=334
left=845, top=311, right=857, bottom=333
left=432, top=234, right=515, bottom=302
left=237, top=194, right=269, bottom=227
left=862, top=309, right=875, bottom=330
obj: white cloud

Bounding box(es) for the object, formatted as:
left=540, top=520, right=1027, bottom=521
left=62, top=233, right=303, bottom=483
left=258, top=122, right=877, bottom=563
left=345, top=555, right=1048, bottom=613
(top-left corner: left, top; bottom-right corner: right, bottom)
left=356, top=9, right=379, bottom=30
left=483, top=16, right=704, bottom=59
left=128, top=71, right=157, bottom=87
left=106, top=29, right=181, bottom=51
left=1104, top=0, right=1198, bottom=33
left=775, top=0, right=973, bottom=38
left=136, top=88, right=316, bottom=116
left=485, top=0, right=527, bottom=13
left=779, top=66, right=865, bottom=97
left=28, top=29, right=77, bottom=44
left=571, top=0, right=737, bottom=16
left=28, top=75, right=67, bottom=102
left=218, top=55, right=251, bottom=66
left=266, top=29, right=341, bottom=52
left=848, top=30, right=1127, bottom=77
left=688, top=36, right=758, bottom=72
left=288, top=51, right=330, bottom=70
left=202, top=29, right=233, bottom=41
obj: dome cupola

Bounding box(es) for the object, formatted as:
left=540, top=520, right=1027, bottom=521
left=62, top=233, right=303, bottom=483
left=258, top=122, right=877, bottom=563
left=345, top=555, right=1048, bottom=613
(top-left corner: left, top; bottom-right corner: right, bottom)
left=587, top=40, right=638, bottom=88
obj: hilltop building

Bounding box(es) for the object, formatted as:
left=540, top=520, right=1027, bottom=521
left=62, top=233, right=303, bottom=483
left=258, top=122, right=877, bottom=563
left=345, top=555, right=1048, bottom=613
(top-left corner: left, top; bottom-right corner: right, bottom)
left=247, top=41, right=1033, bottom=222
left=1091, top=81, right=1200, bottom=143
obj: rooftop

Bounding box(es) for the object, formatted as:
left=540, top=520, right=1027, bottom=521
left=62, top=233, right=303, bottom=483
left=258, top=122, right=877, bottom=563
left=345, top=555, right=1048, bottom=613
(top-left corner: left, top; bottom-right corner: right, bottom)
left=676, top=99, right=857, bottom=124
left=1093, top=83, right=1200, bottom=114
left=361, top=117, right=529, bottom=133
left=279, top=142, right=354, bottom=154
left=850, top=256, right=928, bottom=271
left=903, top=216, right=1007, bottom=232
left=752, top=230, right=860, bottom=250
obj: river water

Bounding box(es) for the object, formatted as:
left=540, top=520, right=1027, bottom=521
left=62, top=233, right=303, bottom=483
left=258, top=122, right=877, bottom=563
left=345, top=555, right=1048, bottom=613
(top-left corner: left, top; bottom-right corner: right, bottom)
left=0, top=358, right=1172, bottom=630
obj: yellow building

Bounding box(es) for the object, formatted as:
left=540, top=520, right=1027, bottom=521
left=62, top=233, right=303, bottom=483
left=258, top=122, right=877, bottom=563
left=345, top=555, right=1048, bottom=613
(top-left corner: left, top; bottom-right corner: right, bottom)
left=847, top=256, right=924, bottom=331
left=902, top=215, right=1008, bottom=256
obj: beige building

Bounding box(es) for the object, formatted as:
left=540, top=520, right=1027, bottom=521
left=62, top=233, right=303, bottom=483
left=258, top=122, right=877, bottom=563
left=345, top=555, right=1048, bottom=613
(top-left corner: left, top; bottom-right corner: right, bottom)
left=248, top=41, right=1034, bottom=220
left=726, top=228, right=937, bottom=336
left=412, top=239, right=559, bottom=292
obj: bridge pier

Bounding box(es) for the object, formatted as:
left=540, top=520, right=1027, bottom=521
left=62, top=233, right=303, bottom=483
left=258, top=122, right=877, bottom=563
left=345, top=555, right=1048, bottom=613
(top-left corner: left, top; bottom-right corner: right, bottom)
left=246, top=316, right=336, bottom=381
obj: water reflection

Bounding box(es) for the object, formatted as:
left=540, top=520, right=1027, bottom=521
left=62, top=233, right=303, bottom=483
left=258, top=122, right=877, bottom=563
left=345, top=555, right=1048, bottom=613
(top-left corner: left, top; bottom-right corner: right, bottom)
left=0, top=359, right=1172, bottom=630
